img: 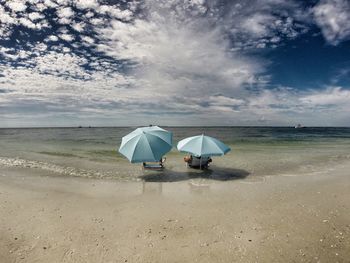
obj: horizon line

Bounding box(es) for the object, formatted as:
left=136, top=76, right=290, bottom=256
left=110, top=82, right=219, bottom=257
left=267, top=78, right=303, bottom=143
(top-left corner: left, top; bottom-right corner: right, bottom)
left=1, top=125, right=350, bottom=129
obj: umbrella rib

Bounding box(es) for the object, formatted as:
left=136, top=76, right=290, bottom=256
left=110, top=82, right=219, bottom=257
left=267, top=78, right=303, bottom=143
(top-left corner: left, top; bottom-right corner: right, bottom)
left=129, top=136, right=142, bottom=162
left=200, top=135, right=204, bottom=156
left=177, top=136, right=201, bottom=156
left=120, top=132, right=140, bottom=149
left=143, top=134, right=157, bottom=161
left=205, top=138, right=224, bottom=155
left=119, top=135, right=139, bottom=154
left=147, top=131, right=172, bottom=145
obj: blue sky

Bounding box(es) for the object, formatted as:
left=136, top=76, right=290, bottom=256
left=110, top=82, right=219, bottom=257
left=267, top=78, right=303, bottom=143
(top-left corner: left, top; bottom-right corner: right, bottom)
left=0, top=0, right=350, bottom=127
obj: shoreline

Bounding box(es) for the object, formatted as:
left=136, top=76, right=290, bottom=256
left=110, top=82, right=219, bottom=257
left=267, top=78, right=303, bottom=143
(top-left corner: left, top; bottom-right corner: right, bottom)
left=1, top=162, right=350, bottom=262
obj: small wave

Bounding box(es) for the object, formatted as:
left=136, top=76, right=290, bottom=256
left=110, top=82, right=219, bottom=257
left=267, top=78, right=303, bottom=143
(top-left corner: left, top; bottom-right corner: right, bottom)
left=0, top=157, right=110, bottom=179
left=85, top=150, right=119, bottom=157
left=38, top=151, right=78, bottom=157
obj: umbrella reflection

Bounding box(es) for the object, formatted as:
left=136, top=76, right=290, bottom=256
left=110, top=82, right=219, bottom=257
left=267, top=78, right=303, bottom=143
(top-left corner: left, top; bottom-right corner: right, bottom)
left=142, top=181, right=163, bottom=195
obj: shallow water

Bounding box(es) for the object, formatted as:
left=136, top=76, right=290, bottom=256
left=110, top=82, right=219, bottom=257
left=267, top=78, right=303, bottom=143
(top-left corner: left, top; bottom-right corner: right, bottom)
left=0, top=127, right=350, bottom=181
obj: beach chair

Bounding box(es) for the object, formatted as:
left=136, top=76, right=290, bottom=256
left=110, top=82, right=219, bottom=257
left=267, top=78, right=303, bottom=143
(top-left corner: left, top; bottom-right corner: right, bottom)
left=142, top=157, right=166, bottom=170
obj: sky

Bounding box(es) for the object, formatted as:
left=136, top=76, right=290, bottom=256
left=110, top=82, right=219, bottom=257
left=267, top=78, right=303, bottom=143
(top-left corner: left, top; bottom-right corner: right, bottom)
left=0, top=0, right=350, bottom=127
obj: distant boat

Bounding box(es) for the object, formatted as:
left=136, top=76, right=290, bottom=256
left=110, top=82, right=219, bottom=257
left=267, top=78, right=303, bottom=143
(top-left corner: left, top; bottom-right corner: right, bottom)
left=295, top=124, right=305, bottom=129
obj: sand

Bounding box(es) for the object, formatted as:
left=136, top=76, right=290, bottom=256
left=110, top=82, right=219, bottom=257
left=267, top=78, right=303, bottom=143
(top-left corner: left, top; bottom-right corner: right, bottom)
left=0, top=164, right=350, bottom=263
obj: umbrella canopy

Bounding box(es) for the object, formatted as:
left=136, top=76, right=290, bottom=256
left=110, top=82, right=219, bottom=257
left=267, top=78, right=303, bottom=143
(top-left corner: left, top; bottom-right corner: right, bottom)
left=177, top=134, right=230, bottom=157
left=119, top=126, right=173, bottom=163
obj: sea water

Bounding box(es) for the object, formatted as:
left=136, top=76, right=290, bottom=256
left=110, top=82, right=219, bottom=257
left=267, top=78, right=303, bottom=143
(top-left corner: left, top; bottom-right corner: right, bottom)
left=0, top=127, right=350, bottom=181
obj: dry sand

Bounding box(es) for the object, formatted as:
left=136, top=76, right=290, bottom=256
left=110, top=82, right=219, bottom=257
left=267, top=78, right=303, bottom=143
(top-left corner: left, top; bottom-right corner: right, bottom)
left=0, top=164, right=350, bottom=263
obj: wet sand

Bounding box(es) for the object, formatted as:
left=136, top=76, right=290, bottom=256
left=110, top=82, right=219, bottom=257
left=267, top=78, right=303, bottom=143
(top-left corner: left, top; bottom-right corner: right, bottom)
left=0, top=164, right=350, bottom=263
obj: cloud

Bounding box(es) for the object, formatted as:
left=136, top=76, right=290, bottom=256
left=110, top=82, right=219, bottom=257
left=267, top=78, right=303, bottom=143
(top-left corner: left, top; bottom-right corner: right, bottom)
left=6, top=1, right=27, bottom=12
left=57, top=7, right=74, bottom=18
left=28, top=12, right=45, bottom=21
left=75, top=0, right=99, bottom=10
left=313, top=0, right=350, bottom=45
left=300, top=87, right=350, bottom=107
left=0, top=6, right=16, bottom=24
left=0, top=0, right=349, bottom=126
left=42, top=0, right=57, bottom=9
left=0, top=60, right=135, bottom=114
left=241, top=13, right=276, bottom=37
left=97, top=1, right=264, bottom=103
left=58, top=33, right=74, bottom=42
left=71, top=22, right=85, bottom=32
left=56, top=6, right=75, bottom=24
left=103, top=6, right=134, bottom=21
left=216, top=0, right=308, bottom=49
left=19, top=17, right=37, bottom=29
left=47, top=35, right=59, bottom=41
left=81, top=36, right=95, bottom=45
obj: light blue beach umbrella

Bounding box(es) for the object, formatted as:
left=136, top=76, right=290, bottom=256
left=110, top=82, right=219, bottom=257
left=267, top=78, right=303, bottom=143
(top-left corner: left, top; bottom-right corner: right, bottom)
left=177, top=134, right=231, bottom=157
left=119, top=126, right=173, bottom=163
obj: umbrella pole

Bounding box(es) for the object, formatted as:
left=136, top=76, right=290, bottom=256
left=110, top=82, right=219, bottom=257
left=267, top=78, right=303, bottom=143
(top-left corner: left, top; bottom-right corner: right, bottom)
left=200, top=157, right=202, bottom=169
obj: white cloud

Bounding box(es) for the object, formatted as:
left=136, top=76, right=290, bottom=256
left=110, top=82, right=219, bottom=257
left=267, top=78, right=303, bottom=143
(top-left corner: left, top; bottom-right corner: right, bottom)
left=313, top=0, right=350, bottom=45
left=47, top=35, right=59, bottom=41
left=32, top=52, right=89, bottom=78
left=107, top=7, right=134, bottom=21
left=71, top=22, right=85, bottom=32
left=55, top=6, right=75, bottom=24
left=85, top=11, right=95, bottom=18
left=205, top=95, right=245, bottom=112
left=28, top=12, right=45, bottom=21
left=98, top=5, right=111, bottom=14
left=96, top=5, right=133, bottom=21
left=242, top=13, right=275, bottom=37
left=43, top=0, right=57, bottom=8
left=98, top=14, right=262, bottom=98
left=55, top=0, right=70, bottom=7
left=90, top=18, right=104, bottom=25
left=0, top=61, right=135, bottom=121
left=34, top=43, right=48, bottom=52
left=56, top=6, right=74, bottom=18
left=300, top=87, right=350, bottom=106
left=75, top=0, right=99, bottom=10
left=58, top=17, right=72, bottom=24
left=0, top=6, right=16, bottom=25
left=59, top=33, right=74, bottom=42
left=216, top=0, right=306, bottom=49
left=19, top=17, right=37, bottom=29
left=6, top=1, right=27, bottom=12
left=33, top=2, right=49, bottom=12
left=81, top=36, right=95, bottom=44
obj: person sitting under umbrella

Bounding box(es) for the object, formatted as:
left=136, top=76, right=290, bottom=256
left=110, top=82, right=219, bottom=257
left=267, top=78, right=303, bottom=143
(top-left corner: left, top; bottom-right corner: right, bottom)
left=184, top=155, right=212, bottom=168
left=178, top=134, right=230, bottom=169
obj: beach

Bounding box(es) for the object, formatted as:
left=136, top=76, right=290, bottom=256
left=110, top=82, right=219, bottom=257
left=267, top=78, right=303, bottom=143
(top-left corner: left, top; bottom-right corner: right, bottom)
left=0, top=127, right=350, bottom=262
left=1, top=163, right=350, bottom=262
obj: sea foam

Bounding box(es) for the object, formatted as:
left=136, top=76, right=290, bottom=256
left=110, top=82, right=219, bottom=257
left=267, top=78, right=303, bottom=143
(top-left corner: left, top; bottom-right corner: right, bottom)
left=0, top=157, right=106, bottom=178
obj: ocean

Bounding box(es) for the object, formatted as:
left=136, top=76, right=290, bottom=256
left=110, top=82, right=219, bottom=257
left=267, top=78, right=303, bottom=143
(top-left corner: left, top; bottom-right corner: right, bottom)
left=1, top=127, right=350, bottom=181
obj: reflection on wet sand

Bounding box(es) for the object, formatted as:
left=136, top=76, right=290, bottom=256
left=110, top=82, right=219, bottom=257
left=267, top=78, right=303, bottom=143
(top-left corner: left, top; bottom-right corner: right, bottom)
left=139, top=166, right=250, bottom=182
left=142, top=181, right=163, bottom=194
left=141, top=180, right=213, bottom=195
left=187, top=181, right=211, bottom=194
left=139, top=166, right=250, bottom=195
